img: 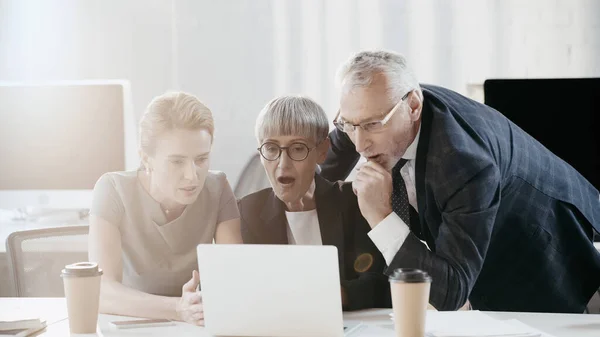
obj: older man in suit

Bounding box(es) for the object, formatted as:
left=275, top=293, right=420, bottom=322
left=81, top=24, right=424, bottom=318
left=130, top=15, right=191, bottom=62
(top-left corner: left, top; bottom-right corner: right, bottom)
left=321, top=50, right=600, bottom=313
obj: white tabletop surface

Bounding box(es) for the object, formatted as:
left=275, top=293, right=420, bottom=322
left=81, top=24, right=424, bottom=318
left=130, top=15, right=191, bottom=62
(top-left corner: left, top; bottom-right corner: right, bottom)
left=0, top=298, right=598, bottom=337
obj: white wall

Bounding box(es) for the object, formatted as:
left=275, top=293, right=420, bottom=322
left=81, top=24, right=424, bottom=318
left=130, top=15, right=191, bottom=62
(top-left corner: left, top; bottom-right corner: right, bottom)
left=1, top=0, right=599, bottom=186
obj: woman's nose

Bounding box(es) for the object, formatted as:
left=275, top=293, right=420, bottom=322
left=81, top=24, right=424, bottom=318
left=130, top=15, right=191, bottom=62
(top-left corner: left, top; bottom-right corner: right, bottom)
left=277, top=150, right=293, bottom=169
left=184, top=162, right=197, bottom=180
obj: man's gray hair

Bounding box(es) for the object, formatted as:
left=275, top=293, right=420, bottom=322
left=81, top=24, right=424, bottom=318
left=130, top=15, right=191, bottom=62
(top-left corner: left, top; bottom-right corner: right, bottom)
left=255, top=95, right=329, bottom=144
left=335, top=50, right=420, bottom=102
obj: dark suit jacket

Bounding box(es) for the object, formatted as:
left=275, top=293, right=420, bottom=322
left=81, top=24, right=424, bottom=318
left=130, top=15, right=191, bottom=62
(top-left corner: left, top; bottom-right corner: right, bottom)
left=238, top=174, right=392, bottom=311
left=320, top=84, right=600, bottom=313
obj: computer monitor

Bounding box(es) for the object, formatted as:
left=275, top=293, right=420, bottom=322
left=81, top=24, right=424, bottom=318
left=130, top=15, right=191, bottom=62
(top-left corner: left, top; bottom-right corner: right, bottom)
left=0, top=80, right=137, bottom=210
left=483, top=78, right=600, bottom=191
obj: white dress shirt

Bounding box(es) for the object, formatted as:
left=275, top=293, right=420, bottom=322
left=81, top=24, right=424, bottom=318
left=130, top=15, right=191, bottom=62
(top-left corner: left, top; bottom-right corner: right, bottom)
left=367, top=126, right=421, bottom=265
left=285, top=209, right=322, bottom=245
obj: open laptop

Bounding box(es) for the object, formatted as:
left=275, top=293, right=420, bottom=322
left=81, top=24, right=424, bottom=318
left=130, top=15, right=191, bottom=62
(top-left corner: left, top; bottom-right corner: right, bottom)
left=197, top=244, right=356, bottom=337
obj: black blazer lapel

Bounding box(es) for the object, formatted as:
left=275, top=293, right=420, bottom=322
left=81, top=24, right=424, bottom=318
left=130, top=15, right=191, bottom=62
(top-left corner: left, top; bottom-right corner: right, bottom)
left=415, top=94, right=435, bottom=250
left=314, top=175, right=346, bottom=276
left=258, top=190, right=289, bottom=244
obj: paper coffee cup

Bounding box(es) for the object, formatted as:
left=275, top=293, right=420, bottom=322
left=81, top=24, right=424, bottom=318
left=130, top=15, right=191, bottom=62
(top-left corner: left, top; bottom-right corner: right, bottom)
left=389, top=268, right=432, bottom=337
left=61, top=262, right=103, bottom=334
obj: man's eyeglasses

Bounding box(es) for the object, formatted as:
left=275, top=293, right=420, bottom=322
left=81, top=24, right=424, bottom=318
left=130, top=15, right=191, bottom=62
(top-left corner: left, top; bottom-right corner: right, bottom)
left=333, top=91, right=411, bottom=134
left=257, top=142, right=315, bottom=161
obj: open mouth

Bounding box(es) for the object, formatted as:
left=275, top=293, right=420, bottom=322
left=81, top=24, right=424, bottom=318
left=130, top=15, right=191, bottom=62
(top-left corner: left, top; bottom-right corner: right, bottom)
left=277, top=176, right=296, bottom=185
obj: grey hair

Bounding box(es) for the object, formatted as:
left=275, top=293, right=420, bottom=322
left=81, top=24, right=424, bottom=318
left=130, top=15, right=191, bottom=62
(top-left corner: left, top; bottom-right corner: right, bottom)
left=335, top=50, right=420, bottom=102
left=255, top=95, right=329, bottom=144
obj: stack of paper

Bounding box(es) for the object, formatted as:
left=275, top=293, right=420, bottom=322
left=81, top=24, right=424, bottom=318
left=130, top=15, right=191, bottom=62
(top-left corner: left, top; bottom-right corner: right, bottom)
left=502, top=319, right=555, bottom=337
left=386, top=311, right=552, bottom=337
left=0, top=299, right=66, bottom=337
left=425, top=311, right=542, bottom=337
left=0, top=318, right=47, bottom=337
left=346, top=324, right=395, bottom=337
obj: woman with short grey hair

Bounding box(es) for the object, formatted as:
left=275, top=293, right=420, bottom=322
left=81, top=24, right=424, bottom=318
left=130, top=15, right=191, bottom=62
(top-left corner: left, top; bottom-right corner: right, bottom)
left=239, top=95, right=391, bottom=311
left=255, top=95, right=330, bottom=148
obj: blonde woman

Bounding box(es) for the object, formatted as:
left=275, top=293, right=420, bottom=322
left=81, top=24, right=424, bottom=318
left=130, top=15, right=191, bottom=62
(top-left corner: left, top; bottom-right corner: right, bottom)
left=88, top=92, right=242, bottom=325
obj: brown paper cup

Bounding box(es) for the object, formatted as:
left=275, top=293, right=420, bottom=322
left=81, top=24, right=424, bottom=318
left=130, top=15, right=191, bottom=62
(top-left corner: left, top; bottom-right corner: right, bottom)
left=61, top=262, right=103, bottom=334
left=389, top=268, right=432, bottom=337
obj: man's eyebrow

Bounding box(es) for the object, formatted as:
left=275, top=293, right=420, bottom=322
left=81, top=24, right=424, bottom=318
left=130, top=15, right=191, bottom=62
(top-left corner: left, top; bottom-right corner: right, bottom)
left=338, top=114, right=381, bottom=125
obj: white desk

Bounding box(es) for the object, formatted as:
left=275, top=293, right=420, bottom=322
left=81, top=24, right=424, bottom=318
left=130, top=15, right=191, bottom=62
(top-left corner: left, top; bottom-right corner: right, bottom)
left=1, top=298, right=598, bottom=337
left=343, top=309, right=600, bottom=337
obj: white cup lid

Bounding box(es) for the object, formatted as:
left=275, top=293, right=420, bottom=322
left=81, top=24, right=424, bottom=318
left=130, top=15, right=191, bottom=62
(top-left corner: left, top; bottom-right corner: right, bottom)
left=61, top=262, right=103, bottom=278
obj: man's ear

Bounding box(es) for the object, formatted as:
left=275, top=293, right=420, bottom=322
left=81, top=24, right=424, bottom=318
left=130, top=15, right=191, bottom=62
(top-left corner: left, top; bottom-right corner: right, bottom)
left=316, top=137, right=331, bottom=164
left=407, top=90, right=423, bottom=122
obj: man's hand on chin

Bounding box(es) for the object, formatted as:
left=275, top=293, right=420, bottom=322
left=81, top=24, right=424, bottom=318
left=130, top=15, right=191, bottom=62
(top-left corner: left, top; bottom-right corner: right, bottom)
left=352, top=161, right=394, bottom=228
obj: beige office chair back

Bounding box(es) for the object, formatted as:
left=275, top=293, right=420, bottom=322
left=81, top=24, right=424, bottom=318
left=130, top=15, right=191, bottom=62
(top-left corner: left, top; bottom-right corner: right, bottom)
left=234, top=153, right=271, bottom=198
left=6, top=226, right=89, bottom=297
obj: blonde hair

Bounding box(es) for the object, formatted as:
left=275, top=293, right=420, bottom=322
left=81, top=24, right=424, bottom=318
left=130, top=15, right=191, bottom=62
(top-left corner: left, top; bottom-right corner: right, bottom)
left=139, top=91, right=214, bottom=156
left=255, top=95, right=329, bottom=144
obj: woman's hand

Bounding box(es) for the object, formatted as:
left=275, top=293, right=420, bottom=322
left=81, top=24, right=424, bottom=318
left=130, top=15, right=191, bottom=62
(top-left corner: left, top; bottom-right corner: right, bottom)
left=176, top=270, right=204, bottom=326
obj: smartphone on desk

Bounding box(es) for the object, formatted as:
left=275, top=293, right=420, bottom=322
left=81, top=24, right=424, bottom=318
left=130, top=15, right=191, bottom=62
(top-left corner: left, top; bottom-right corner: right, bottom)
left=109, top=318, right=174, bottom=329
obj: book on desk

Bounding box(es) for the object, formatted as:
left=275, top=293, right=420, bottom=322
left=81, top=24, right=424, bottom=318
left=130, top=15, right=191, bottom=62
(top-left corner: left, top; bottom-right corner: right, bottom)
left=0, top=318, right=47, bottom=337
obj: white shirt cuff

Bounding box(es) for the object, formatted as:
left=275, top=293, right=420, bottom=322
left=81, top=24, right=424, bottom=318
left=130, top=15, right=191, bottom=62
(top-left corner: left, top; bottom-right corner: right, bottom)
left=367, top=212, right=411, bottom=265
